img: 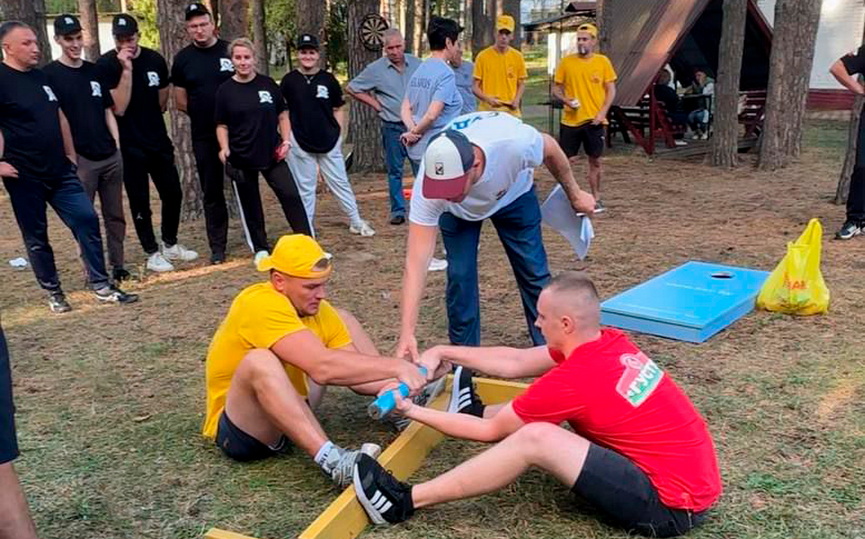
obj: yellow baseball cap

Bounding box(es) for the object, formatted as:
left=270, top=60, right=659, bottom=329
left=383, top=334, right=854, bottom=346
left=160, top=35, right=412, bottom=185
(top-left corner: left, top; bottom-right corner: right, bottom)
left=256, top=234, right=333, bottom=278
left=577, top=23, right=598, bottom=38
left=496, top=15, right=515, bottom=33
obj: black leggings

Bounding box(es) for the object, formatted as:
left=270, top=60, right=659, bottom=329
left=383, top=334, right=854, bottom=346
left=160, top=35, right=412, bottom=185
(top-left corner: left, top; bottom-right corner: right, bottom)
left=227, top=160, right=311, bottom=253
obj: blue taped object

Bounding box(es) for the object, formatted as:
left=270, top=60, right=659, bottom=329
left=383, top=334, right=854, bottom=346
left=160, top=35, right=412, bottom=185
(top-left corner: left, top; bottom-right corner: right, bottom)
left=368, top=366, right=428, bottom=419
left=600, top=261, right=770, bottom=343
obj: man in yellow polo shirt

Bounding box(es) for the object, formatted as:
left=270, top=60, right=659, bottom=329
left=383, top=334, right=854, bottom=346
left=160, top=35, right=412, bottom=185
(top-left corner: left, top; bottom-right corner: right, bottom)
left=203, top=234, right=430, bottom=488
left=473, top=15, right=527, bottom=117
left=552, top=23, right=617, bottom=213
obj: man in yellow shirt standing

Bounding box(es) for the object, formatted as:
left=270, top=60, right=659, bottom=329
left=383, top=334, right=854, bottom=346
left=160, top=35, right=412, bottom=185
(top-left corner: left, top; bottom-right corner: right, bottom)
left=202, top=234, right=431, bottom=488
left=552, top=23, right=617, bottom=212
left=473, top=15, right=527, bottom=117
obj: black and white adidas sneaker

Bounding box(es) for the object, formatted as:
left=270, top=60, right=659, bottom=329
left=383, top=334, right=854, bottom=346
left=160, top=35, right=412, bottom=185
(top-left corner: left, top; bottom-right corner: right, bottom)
left=447, top=366, right=485, bottom=416
left=353, top=454, right=414, bottom=524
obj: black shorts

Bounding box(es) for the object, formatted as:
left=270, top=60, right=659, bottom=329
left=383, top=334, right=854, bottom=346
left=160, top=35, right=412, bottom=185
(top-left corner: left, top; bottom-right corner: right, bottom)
left=215, top=412, right=291, bottom=462
left=572, top=444, right=707, bottom=538
left=0, top=325, right=19, bottom=465
left=559, top=122, right=605, bottom=159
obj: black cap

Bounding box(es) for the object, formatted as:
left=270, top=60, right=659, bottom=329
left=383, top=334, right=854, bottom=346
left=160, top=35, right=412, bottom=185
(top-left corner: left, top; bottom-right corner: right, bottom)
left=54, top=14, right=82, bottom=36
left=296, top=33, right=319, bottom=50
left=112, top=14, right=139, bottom=37
left=185, top=3, right=211, bottom=20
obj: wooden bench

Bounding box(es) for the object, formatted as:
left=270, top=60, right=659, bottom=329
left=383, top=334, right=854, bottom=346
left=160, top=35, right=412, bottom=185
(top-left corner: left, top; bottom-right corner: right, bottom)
left=738, top=90, right=767, bottom=138
left=609, top=94, right=687, bottom=155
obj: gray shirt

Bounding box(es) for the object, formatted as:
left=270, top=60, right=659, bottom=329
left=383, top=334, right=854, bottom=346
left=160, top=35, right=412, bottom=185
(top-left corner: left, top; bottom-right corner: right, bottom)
left=405, top=57, right=463, bottom=162
left=453, top=60, right=477, bottom=115
left=347, top=54, right=421, bottom=123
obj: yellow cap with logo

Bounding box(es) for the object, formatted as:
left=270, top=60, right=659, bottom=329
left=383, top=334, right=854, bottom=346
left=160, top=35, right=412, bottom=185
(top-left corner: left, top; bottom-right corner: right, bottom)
left=256, top=234, right=333, bottom=278
left=496, top=15, right=515, bottom=33
left=577, top=23, right=599, bottom=38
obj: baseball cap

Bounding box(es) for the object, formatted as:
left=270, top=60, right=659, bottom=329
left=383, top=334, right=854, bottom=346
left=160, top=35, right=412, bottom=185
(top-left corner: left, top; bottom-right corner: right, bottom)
left=421, top=130, right=476, bottom=200
left=496, top=15, right=515, bottom=33
left=256, top=235, right=333, bottom=278
left=54, top=14, right=82, bottom=36
left=185, top=3, right=211, bottom=20
left=577, top=23, right=598, bottom=38
left=112, top=14, right=139, bottom=37
left=296, top=33, right=319, bottom=50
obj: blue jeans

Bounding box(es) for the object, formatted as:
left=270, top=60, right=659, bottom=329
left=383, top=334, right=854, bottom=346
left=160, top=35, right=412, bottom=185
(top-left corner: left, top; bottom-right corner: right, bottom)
left=3, top=171, right=110, bottom=291
left=381, top=121, right=418, bottom=218
left=439, top=186, right=550, bottom=346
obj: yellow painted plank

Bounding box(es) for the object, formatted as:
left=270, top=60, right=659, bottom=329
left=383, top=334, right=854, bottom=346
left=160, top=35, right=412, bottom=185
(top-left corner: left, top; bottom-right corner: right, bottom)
left=204, top=528, right=261, bottom=539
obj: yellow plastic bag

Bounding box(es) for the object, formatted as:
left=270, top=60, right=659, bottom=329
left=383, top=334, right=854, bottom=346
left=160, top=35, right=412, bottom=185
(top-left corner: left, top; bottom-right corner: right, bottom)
left=757, top=218, right=829, bottom=315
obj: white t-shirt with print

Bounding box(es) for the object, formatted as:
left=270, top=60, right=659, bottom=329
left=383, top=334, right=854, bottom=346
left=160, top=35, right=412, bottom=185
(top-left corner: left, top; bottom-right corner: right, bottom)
left=409, top=112, right=545, bottom=226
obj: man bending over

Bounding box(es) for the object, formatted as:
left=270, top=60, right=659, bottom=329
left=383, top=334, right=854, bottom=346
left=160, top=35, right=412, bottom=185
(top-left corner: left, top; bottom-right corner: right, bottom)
left=203, top=234, right=432, bottom=488
left=354, top=271, right=722, bottom=537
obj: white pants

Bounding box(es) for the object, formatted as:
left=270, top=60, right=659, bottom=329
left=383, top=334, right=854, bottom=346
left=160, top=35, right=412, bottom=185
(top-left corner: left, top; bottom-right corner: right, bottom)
left=288, top=135, right=362, bottom=234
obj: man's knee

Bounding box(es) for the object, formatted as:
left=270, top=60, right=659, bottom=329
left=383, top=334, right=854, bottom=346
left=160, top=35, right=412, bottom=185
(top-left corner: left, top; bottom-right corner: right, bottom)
left=335, top=307, right=358, bottom=327
left=588, top=156, right=602, bottom=169
left=236, top=349, right=283, bottom=380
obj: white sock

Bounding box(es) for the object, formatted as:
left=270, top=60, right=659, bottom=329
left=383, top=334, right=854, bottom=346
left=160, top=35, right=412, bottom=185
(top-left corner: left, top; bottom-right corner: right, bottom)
left=314, top=440, right=335, bottom=469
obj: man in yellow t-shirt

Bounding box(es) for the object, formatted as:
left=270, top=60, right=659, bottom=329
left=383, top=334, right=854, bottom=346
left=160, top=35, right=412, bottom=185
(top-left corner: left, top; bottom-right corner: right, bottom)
left=202, top=234, right=430, bottom=488
left=472, top=15, right=527, bottom=117
left=552, top=23, right=617, bottom=212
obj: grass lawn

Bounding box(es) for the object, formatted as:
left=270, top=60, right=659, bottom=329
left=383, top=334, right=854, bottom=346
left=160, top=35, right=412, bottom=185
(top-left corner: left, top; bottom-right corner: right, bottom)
left=1, top=113, right=864, bottom=539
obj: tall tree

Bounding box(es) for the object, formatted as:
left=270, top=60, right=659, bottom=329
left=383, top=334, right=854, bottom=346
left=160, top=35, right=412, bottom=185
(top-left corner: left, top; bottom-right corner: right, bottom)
left=347, top=0, right=384, bottom=172
left=220, top=0, right=249, bottom=40
left=405, top=0, right=425, bottom=55
left=251, top=0, right=268, bottom=73
left=78, top=0, right=101, bottom=61
left=295, top=0, right=326, bottom=64
left=834, top=23, right=865, bottom=204
left=709, top=0, right=747, bottom=168
left=471, top=0, right=494, bottom=57
left=2, top=0, right=52, bottom=65
left=596, top=0, right=609, bottom=53
left=156, top=0, right=203, bottom=219
left=502, top=0, right=520, bottom=47
left=758, top=0, right=823, bottom=171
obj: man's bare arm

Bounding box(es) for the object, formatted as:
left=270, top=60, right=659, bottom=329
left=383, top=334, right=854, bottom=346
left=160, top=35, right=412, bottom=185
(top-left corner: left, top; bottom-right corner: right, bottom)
left=830, top=59, right=865, bottom=95
left=345, top=87, right=383, bottom=113
left=58, top=110, right=77, bottom=163
left=158, top=87, right=169, bottom=112
left=396, top=223, right=438, bottom=361
left=511, top=78, right=526, bottom=110
left=541, top=133, right=594, bottom=213
left=111, top=55, right=133, bottom=116
left=410, top=100, right=445, bottom=135
left=105, top=108, right=120, bottom=148
left=420, top=344, right=555, bottom=379
left=174, top=86, right=189, bottom=113
left=403, top=401, right=526, bottom=442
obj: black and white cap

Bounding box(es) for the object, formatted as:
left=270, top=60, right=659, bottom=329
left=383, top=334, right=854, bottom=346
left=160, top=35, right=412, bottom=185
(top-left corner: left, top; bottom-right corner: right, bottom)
left=422, top=130, right=476, bottom=200
left=185, top=3, right=211, bottom=20
left=54, top=14, right=82, bottom=36
left=112, top=14, right=139, bottom=37
left=296, top=33, right=320, bottom=50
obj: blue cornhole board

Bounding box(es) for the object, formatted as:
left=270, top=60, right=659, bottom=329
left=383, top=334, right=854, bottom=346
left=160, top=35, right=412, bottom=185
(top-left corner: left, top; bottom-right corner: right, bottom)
left=600, top=261, right=770, bottom=343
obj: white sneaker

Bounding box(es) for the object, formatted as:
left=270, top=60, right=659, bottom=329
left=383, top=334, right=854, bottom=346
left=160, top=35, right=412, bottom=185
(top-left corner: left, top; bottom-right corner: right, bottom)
left=146, top=252, right=174, bottom=272
left=349, top=220, right=376, bottom=237
left=253, top=250, right=269, bottom=266
left=162, top=243, right=199, bottom=262
left=325, top=442, right=382, bottom=488
left=428, top=257, right=448, bottom=271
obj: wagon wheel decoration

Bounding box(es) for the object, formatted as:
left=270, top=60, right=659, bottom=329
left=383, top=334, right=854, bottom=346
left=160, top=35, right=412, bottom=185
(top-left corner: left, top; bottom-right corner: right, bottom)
left=360, top=14, right=389, bottom=51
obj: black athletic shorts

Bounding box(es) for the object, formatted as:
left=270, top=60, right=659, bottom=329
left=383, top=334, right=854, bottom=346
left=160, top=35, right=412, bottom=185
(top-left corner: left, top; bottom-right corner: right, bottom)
left=559, top=122, right=605, bottom=159
left=572, top=444, right=707, bottom=538
left=215, top=412, right=291, bottom=462
left=0, top=325, right=20, bottom=465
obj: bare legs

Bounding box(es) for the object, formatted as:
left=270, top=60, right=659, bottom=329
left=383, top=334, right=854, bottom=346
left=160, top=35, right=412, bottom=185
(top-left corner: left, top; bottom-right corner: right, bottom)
left=0, top=462, right=38, bottom=539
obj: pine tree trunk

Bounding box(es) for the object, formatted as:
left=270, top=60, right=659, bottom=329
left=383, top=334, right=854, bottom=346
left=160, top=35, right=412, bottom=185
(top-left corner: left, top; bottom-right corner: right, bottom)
left=596, top=0, right=609, bottom=53
left=295, top=0, right=327, bottom=65
left=2, top=0, right=51, bottom=65
left=347, top=0, right=384, bottom=172
left=206, top=0, right=218, bottom=27
left=471, top=0, right=494, bottom=58
left=503, top=0, right=520, bottom=47
left=78, top=0, right=101, bottom=61
left=219, top=0, right=249, bottom=41
left=405, top=0, right=424, bottom=55
left=251, top=0, right=267, bottom=74
left=758, top=0, right=823, bottom=171
left=157, top=0, right=203, bottom=220
left=709, top=0, right=747, bottom=168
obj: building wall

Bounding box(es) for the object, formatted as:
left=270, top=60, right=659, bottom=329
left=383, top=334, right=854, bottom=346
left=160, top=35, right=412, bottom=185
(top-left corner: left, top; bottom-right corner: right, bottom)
left=757, top=0, right=865, bottom=90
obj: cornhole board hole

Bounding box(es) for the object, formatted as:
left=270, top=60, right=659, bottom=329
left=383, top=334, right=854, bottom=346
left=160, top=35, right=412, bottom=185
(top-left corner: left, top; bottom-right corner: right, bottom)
left=205, top=376, right=528, bottom=539
left=600, top=261, right=770, bottom=343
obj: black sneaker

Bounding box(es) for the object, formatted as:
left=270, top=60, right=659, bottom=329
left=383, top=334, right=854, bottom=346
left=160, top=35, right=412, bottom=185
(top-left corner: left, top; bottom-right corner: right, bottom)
left=210, top=252, right=226, bottom=265
left=94, top=284, right=139, bottom=304
left=835, top=220, right=862, bottom=240
left=389, top=215, right=406, bottom=225
left=447, top=366, right=485, bottom=416
left=112, top=267, right=131, bottom=282
left=48, top=291, right=72, bottom=313
left=353, top=454, right=414, bottom=524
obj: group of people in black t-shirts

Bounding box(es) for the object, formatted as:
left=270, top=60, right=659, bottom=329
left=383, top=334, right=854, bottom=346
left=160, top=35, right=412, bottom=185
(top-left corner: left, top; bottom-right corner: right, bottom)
left=0, top=5, right=379, bottom=314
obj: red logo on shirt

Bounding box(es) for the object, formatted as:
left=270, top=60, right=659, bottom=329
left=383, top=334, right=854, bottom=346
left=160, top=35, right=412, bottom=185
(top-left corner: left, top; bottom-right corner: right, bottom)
left=615, top=352, right=664, bottom=407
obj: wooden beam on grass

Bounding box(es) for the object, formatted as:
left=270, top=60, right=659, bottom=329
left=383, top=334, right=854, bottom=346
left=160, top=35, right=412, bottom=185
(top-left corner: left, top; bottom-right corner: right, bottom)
left=207, top=376, right=528, bottom=539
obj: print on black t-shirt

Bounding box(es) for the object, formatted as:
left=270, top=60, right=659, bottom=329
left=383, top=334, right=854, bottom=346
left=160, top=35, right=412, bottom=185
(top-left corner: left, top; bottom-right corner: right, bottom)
left=279, top=70, right=345, bottom=154
left=214, top=75, right=285, bottom=170
left=171, top=40, right=234, bottom=140
left=96, top=47, right=172, bottom=152
left=0, top=64, right=69, bottom=179
left=44, top=61, right=117, bottom=161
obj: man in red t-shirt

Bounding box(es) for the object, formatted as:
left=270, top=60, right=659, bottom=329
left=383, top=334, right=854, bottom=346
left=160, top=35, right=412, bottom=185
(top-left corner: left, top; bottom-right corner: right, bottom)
left=353, top=271, right=722, bottom=537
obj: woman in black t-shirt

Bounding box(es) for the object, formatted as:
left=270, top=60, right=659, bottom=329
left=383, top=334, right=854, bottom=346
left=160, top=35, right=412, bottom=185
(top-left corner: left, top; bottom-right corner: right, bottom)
left=215, top=38, right=310, bottom=260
